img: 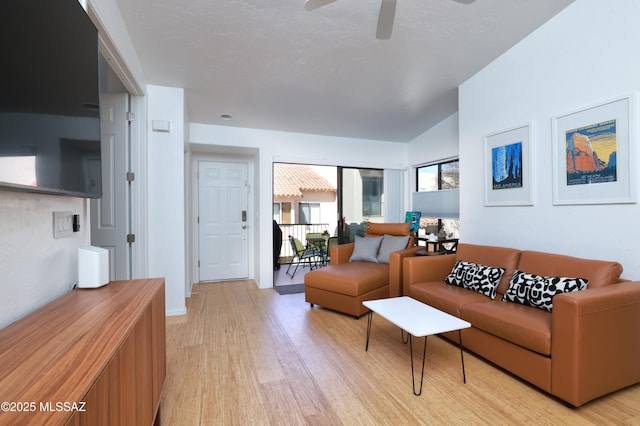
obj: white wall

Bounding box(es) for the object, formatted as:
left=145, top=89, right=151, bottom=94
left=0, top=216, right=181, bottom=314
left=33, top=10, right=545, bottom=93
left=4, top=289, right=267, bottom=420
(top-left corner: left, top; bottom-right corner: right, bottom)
left=407, top=112, right=459, bottom=168
left=189, top=123, right=408, bottom=288
left=147, top=85, right=186, bottom=315
left=458, top=0, right=640, bottom=279
left=0, top=191, right=89, bottom=328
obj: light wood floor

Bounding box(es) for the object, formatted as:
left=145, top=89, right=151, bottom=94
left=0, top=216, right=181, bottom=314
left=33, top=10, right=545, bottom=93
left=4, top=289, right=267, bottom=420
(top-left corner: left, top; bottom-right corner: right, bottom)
left=161, top=281, right=640, bottom=425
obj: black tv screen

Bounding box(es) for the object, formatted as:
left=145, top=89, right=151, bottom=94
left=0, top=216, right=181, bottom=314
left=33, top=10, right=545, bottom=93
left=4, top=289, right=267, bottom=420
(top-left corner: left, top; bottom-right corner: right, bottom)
left=0, top=0, right=102, bottom=198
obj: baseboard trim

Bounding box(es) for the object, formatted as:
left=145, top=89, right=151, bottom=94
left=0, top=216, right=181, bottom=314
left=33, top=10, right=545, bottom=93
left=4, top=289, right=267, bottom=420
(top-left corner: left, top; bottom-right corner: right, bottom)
left=166, top=307, right=187, bottom=317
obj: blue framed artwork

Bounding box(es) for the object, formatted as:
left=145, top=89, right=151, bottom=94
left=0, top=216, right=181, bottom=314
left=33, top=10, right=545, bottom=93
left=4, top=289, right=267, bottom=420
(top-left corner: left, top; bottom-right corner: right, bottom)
left=484, top=123, right=534, bottom=206
left=492, top=141, right=523, bottom=190
left=405, top=211, right=421, bottom=233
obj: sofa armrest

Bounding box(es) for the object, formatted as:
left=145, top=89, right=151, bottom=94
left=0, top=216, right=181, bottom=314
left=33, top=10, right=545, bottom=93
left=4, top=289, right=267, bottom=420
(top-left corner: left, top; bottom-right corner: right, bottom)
left=388, top=246, right=424, bottom=297
left=330, top=243, right=354, bottom=265
left=402, top=254, right=456, bottom=295
left=551, top=281, right=640, bottom=407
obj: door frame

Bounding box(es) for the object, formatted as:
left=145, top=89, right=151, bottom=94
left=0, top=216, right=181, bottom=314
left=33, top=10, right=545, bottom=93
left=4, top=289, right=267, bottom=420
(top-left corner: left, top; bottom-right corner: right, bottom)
left=89, top=93, right=147, bottom=281
left=91, top=92, right=130, bottom=280
left=128, top=94, right=148, bottom=280
left=189, top=152, right=255, bottom=294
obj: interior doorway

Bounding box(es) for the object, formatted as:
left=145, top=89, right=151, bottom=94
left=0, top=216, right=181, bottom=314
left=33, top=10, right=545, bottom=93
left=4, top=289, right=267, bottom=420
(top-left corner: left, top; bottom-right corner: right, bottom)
left=90, top=55, right=136, bottom=281
left=90, top=92, right=129, bottom=280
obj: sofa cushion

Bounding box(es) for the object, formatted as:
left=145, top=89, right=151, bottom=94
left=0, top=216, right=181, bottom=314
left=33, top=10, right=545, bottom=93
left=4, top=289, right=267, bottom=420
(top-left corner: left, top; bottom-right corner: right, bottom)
left=455, top=244, right=521, bottom=295
left=377, top=234, right=410, bottom=264
left=304, top=262, right=390, bottom=297
left=502, top=270, right=588, bottom=312
left=409, top=282, right=491, bottom=317
left=366, top=222, right=411, bottom=237
left=517, top=250, right=622, bottom=288
left=349, top=235, right=383, bottom=263
left=444, top=260, right=505, bottom=299
left=460, top=300, right=552, bottom=356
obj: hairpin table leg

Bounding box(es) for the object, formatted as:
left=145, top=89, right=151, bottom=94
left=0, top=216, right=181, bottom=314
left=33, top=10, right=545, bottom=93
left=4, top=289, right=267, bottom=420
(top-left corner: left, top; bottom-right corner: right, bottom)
left=410, top=334, right=428, bottom=396
left=365, top=311, right=373, bottom=351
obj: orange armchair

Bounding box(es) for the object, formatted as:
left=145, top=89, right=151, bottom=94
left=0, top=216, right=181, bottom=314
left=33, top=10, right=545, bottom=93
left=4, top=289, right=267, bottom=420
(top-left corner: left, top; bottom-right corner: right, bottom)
left=304, top=222, right=421, bottom=318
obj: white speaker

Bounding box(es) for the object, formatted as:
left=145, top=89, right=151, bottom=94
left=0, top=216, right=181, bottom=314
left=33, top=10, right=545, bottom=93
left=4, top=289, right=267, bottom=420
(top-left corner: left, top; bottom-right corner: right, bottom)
left=78, top=246, right=109, bottom=288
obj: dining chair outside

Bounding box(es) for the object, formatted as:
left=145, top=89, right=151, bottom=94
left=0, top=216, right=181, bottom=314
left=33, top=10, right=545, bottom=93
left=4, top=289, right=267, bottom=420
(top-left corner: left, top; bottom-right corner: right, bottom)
left=306, top=232, right=329, bottom=265
left=326, top=236, right=339, bottom=263
left=286, top=236, right=320, bottom=278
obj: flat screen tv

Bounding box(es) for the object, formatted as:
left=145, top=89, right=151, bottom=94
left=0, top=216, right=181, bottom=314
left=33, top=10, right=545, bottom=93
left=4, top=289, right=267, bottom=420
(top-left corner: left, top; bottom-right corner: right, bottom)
left=0, top=0, right=102, bottom=198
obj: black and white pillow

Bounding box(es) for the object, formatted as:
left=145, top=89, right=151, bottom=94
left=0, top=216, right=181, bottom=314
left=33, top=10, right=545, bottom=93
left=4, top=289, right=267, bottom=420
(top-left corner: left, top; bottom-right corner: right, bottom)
left=444, top=260, right=471, bottom=287
left=502, top=270, right=589, bottom=312
left=444, top=260, right=505, bottom=299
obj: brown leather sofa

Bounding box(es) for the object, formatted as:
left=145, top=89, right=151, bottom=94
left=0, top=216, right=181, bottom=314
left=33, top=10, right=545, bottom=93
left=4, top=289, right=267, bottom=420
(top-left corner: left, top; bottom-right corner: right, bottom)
left=403, top=243, right=640, bottom=407
left=304, top=222, right=421, bottom=318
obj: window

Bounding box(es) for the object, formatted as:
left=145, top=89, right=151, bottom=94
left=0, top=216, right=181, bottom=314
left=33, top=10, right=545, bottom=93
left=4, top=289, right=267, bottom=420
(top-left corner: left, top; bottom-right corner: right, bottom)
left=362, top=174, right=383, bottom=216
left=339, top=167, right=384, bottom=242
left=298, top=203, right=320, bottom=224
left=340, top=167, right=384, bottom=220
left=415, top=159, right=460, bottom=239
left=273, top=202, right=292, bottom=224
left=417, top=159, right=459, bottom=192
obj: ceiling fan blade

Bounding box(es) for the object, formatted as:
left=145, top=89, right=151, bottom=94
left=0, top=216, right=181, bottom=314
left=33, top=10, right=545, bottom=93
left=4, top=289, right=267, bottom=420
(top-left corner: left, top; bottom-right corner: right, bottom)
left=376, top=0, right=396, bottom=40
left=451, top=0, right=476, bottom=4
left=305, top=0, right=338, bottom=12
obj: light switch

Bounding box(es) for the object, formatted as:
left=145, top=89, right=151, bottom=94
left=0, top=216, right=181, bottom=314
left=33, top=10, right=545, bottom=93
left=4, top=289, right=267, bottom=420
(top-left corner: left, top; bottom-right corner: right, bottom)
left=152, top=120, right=171, bottom=132
left=53, top=211, right=73, bottom=238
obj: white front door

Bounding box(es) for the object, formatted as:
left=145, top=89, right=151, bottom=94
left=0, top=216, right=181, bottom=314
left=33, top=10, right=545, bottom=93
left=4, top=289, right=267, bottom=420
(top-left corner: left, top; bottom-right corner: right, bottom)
left=198, top=161, right=249, bottom=281
left=91, top=92, right=129, bottom=280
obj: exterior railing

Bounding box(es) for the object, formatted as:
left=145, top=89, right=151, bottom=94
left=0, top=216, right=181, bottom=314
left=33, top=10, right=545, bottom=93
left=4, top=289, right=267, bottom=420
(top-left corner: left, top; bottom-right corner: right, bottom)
left=278, top=223, right=330, bottom=262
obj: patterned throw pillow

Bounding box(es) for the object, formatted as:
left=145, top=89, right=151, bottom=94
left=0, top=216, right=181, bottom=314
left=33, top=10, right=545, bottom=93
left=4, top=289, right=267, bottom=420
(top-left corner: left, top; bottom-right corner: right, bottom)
left=444, top=260, right=505, bottom=299
left=502, top=270, right=589, bottom=312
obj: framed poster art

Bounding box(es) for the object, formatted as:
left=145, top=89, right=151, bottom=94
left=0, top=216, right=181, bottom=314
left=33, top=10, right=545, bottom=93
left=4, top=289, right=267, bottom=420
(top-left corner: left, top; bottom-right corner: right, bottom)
left=405, top=211, right=421, bottom=234
left=484, top=123, right=534, bottom=206
left=552, top=94, right=637, bottom=205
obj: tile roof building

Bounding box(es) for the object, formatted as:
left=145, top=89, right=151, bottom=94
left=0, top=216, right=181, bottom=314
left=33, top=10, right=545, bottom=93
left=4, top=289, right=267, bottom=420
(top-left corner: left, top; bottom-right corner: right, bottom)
left=273, top=164, right=336, bottom=198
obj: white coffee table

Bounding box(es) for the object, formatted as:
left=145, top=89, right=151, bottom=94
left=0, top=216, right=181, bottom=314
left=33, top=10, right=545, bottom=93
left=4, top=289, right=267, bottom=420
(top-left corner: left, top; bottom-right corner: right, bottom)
left=362, top=296, right=471, bottom=396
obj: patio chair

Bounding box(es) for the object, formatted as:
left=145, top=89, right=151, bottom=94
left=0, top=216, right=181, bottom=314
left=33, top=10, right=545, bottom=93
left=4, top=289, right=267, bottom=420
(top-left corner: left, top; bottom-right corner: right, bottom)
left=306, top=232, right=329, bottom=265
left=326, top=236, right=339, bottom=263
left=286, top=235, right=320, bottom=278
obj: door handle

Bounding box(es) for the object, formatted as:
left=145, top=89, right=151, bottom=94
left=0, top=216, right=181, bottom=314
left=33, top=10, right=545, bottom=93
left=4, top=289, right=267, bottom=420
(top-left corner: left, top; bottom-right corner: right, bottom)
left=242, top=225, right=247, bottom=230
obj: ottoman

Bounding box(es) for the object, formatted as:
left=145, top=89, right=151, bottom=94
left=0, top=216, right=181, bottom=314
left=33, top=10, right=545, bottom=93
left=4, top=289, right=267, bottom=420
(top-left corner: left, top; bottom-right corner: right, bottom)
left=305, top=261, right=390, bottom=318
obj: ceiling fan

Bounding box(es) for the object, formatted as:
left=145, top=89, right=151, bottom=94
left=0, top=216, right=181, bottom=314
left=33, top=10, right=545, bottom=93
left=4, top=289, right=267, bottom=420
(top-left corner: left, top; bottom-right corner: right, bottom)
left=305, top=0, right=477, bottom=40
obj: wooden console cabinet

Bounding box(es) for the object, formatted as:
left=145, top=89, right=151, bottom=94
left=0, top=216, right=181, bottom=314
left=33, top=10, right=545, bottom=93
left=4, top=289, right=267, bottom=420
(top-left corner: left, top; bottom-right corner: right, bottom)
left=0, top=278, right=166, bottom=425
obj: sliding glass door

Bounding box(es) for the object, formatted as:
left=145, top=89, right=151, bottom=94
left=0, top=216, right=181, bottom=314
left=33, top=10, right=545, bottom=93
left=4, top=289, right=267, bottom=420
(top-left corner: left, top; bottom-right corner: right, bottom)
left=272, top=163, right=384, bottom=263
left=338, top=167, right=384, bottom=242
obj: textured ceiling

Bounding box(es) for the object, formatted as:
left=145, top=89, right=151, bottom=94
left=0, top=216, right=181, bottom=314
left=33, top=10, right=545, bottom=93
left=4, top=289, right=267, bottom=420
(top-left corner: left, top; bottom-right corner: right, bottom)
left=115, top=0, right=574, bottom=142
